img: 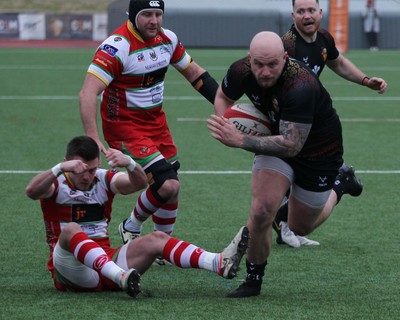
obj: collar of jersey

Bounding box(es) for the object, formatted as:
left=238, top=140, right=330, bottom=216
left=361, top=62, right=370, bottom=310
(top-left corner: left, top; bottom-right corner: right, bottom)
left=127, top=21, right=163, bottom=46
left=63, top=172, right=98, bottom=192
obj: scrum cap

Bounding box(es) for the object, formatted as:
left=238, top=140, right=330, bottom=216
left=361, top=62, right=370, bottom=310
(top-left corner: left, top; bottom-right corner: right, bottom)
left=129, top=0, right=165, bottom=28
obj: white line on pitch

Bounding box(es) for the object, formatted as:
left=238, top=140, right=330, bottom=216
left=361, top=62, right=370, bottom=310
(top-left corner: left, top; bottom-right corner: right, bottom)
left=176, top=118, right=400, bottom=122
left=1, top=170, right=399, bottom=174
left=1, top=96, right=400, bottom=101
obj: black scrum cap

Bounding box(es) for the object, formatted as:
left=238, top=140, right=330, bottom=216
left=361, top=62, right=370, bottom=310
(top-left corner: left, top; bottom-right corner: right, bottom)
left=129, top=0, right=165, bottom=28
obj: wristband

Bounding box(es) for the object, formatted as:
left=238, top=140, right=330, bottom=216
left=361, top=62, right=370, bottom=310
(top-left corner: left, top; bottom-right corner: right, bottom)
left=361, top=76, right=370, bottom=86
left=127, top=159, right=137, bottom=172
left=51, top=163, right=62, bottom=177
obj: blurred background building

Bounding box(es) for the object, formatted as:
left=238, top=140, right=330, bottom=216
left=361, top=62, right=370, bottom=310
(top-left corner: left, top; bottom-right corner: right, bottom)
left=1, top=0, right=399, bottom=49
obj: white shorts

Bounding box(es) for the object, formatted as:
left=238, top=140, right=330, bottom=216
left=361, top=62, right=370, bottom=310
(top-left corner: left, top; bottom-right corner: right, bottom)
left=53, top=242, right=129, bottom=289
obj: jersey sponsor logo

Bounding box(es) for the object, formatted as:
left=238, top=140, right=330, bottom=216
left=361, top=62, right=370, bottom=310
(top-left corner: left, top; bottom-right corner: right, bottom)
left=71, top=203, right=105, bottom=222
left=101, top=44, right=118, bottom=57
left=150, top=85, right=162, bottom=104
left=160, top=46, right=170, bottom=54
left=94, top=57, right=108, bottom=68
left=149, top=1, right=161, bottom=7
left=142, top=66, right=167, bottom=87
left=144, top=60, right=168, bottom=71
left=114, top=36, right=123, bottom=42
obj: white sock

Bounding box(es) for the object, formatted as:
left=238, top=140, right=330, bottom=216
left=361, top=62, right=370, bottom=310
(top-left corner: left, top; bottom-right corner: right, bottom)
left=124, top=213, right=143, bottom=233
left=100, top=261, right=125, bottom=284
left=200, top=252, right=221, bottom=273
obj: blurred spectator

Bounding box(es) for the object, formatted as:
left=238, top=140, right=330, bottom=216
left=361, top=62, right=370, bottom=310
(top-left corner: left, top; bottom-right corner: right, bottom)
left=363, top=0, right=380, bottom=51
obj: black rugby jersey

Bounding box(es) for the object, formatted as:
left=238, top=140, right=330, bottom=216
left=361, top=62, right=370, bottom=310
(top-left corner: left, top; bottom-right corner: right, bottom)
left=282, top=25, right=339, bottom=77
left=221, top=57, right=343, bottom=161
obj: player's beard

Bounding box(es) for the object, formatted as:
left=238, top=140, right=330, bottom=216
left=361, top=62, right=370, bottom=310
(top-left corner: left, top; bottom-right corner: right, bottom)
left=257, top=77, right=277, bottom=89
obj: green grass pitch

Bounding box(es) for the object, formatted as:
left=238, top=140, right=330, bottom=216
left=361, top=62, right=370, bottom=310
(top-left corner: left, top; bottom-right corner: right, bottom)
left=0, top=47, right=399, bottom=319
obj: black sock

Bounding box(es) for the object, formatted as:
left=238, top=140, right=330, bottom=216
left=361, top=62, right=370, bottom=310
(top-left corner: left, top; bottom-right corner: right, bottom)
left=276, top=201, right=288, bottom=223
left=245, top=259, right=267, bottom=285
left=272, top=192, right=290, bottom=233
left=333, top=182, right=344, bottom=204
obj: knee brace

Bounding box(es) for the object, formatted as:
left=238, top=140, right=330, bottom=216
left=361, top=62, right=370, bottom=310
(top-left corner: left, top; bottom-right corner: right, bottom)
left=146, top=159, right=180, bottom=195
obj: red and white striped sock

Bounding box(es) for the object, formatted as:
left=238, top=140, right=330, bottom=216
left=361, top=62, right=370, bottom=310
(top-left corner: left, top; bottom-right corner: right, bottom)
left=152, top=202, right=178, bottom=234
left=126, top=188, right=164, bottom=232
left=162, top=237, right=221, bottom=272
left=70, top=232, right=124, bottom=284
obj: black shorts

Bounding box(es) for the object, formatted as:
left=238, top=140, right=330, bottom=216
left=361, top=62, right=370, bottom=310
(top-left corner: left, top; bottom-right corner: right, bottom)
left=283, top=156, right=343, bottom=192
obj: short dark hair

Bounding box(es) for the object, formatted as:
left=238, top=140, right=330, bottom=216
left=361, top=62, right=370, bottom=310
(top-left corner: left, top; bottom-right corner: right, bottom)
left=65, top=136, right=99, bottom=161
left=292, top=0, right=319, bottom=6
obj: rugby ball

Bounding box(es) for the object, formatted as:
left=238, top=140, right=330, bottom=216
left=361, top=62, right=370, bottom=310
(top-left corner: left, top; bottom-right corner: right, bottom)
left=224, top=103, right=272, bottom=136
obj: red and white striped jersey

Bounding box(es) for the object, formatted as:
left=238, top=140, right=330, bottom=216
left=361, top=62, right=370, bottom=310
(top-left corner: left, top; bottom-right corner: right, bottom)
left=87, top=22, right=192, bottom=141
left=40, top=169, right=123, bottom=273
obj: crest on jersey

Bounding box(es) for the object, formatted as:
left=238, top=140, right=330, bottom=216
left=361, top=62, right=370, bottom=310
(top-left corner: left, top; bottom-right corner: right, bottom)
left=137, top=52, right=145, bottom=62
left=272, top=97, right=279, bottom=114
left=321, top=48, right=328, bottom=62
left=149, top=49, right=158, bottom=61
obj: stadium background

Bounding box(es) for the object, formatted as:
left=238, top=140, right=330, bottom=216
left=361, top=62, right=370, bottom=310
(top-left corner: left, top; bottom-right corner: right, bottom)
left=1, top=1, right=399, bottom=319
left=1, top=0, right=400, bottom=49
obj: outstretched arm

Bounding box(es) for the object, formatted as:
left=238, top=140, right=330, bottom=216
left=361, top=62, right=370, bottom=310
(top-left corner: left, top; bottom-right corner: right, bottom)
left=327, top=54, right=387, bottom=93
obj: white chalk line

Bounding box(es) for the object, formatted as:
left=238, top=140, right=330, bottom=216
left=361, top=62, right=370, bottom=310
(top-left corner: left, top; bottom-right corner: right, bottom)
left=1, top=170, right=399, bottom=175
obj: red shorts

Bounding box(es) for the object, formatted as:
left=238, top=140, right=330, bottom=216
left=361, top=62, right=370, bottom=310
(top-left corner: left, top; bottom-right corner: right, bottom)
left=108, top=129, right=178, bottom=167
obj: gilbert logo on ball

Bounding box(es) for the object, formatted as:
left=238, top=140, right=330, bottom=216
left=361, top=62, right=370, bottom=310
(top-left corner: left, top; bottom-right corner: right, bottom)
left=224, top=104, right=272, bottom=136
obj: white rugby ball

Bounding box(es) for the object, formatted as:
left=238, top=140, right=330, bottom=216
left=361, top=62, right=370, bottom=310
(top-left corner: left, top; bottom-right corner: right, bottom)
left=224, top=103, right=272, bottom=136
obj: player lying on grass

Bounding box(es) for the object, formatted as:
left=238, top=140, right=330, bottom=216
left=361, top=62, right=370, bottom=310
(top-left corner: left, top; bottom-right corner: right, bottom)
left=25, top=136, right=249, bottom=298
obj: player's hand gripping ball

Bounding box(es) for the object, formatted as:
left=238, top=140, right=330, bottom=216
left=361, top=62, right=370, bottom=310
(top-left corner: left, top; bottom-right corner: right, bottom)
left=224, top=104, right=272, bottom=136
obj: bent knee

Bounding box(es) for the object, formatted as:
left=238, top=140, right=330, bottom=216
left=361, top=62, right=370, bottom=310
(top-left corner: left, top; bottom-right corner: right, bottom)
left=290, top=223, right=313, bottom=236
left=151, top=231, right=170, bottom=240
left=251, top=203, right=277, bottom=225
left=142, top=231, right=170, bottom=251
left=158, top=179, right=180, bottom=199
left=62, top=222, right=82, bottom=235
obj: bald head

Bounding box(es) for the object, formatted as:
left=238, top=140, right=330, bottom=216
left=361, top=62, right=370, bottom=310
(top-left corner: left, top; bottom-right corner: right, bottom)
left=248, top=31, right=287, bottom=88
left=249, top=31, right=285, bottom=58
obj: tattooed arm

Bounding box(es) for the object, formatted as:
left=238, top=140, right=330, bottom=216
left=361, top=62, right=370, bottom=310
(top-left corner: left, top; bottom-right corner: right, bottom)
left=207, top=115, right=311, bottom=157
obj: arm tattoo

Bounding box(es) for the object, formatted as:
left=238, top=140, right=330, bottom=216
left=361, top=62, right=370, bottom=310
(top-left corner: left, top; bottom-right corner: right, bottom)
left=241, top=120, right=311, bottom=157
